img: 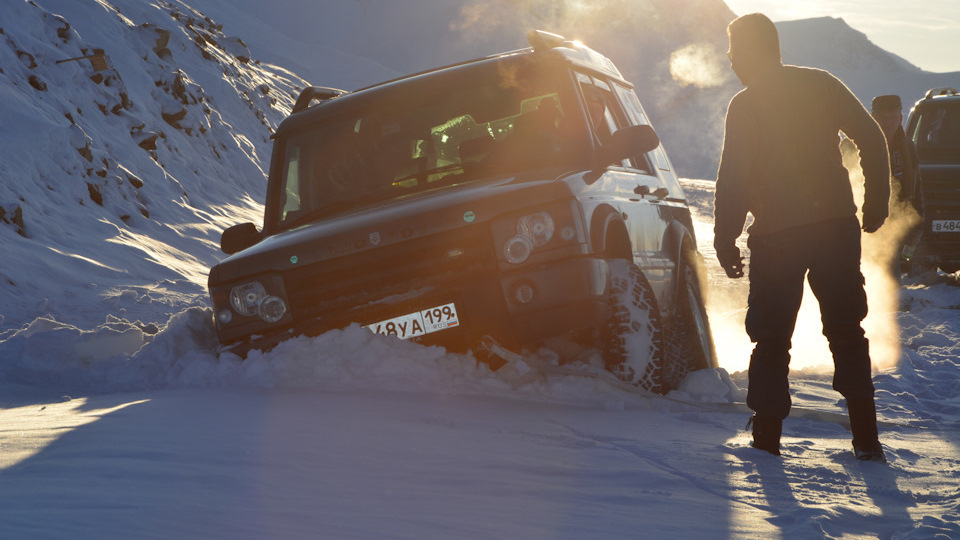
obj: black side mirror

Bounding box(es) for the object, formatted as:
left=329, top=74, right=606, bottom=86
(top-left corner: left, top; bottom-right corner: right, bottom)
left=220, top=223, right=261, bottom=255
left=598, top=124, right=660, bottom=167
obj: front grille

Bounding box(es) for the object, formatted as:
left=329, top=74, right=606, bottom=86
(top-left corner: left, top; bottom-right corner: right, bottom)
left=284, top=228, right=498, bottom=324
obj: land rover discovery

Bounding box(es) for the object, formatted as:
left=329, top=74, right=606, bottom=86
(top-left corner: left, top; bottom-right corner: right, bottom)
left=207, top=31, right=717, bottom=393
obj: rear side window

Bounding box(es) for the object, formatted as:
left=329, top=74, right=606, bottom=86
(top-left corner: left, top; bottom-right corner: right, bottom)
left=613, top=84, right=670, bottom=172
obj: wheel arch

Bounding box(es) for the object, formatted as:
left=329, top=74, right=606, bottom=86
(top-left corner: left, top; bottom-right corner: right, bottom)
left=590, top=205, right=632, bottom=261
left=662, top=221, right=703, bottom=308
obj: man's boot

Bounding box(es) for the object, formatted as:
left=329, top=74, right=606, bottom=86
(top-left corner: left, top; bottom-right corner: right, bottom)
left=848, top=397, right=886, bottom=462
left=749, top=415, right=782, bottom=456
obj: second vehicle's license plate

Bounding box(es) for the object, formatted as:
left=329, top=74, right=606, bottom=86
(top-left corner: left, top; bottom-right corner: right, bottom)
left=364, top=302, right=460, bottom=340
left=932, top=220, right=960, bottom=233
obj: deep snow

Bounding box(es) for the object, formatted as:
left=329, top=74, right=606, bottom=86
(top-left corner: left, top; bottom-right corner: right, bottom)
left=2, top=1, right=960, bottom=539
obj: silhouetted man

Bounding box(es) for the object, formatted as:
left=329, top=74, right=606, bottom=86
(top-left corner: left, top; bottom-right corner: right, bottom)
left=713, top=13, right=890, bottom=460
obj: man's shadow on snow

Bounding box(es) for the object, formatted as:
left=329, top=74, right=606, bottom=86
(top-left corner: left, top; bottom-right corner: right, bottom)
left=750, top=453, right=804, bottom=531
left=749, top=444, right=915, bottom=537
left=836, top=453, right=914, bottom=537
left=744, top=439, right=914, bottom=537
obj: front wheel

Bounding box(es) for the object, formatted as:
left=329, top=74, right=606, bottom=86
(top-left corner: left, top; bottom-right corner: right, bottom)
left=601, top=259, right=665, bottom=393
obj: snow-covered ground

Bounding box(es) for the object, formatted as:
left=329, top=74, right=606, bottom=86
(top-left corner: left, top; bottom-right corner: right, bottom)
left=3, top=179, right=960, bottom=540
left=3, top=1, right=960, bottom=538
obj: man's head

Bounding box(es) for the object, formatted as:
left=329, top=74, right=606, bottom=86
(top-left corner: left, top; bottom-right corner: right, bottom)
left=871, top=94, right=903, bottom=140
left=727, top=13, right=782, bottom=86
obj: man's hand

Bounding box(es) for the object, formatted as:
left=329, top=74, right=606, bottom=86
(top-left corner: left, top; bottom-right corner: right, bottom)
left=716, top=244, right=745, bottom=279
left=862, top=212, right=886, bottom=233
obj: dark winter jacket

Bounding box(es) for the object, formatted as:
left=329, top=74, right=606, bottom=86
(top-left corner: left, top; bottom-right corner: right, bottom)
left=888, top=125, right=924, bottom=216
left=714, top=64, right=890, bottom=247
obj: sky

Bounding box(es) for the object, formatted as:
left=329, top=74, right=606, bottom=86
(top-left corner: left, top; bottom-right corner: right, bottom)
left=724, top=0, right=960, bottom=73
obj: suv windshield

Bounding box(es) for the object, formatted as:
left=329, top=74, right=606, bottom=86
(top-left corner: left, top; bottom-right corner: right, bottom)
left=909, top=101, right=960, bottom=162
left=273, top=58, right=583, bottom=230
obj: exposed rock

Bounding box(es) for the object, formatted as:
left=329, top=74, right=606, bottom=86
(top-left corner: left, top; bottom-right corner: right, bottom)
left=161, top=107, right=186, bottom=129
left=77, top=143, right=93, bottom=162
left=16, top=50, right=36, bottom=68
left=28, top=75, right=47, bottom=91
left=0, top=204, right=26, bottom=236
left=86, top=182, right=103, bottom=206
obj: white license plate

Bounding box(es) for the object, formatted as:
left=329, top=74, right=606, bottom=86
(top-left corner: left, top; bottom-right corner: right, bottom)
left=364, top=302, right=460, bottom=340
left=932, top=220, right=960, bottom=233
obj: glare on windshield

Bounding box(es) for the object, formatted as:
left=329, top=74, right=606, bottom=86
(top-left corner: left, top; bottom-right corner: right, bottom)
left=274, top=61, right=579, bottom=228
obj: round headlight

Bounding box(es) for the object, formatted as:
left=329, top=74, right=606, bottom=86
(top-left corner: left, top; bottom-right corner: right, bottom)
left=230, top=281, right=266, bottom=316
left=258, top=295, right=287, bottom=323
left=517, top=212, right=554, bottom=246
left=217, top=309, right=233, bottom=324
left=504, top=234, right=534, bottom=264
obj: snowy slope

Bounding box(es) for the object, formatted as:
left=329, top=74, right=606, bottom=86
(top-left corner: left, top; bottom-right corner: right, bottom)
left=0, top=0, right=309, bottom=332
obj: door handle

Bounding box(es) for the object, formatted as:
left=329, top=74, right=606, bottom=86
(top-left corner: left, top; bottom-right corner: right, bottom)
left=634, top=185, right=669, bottom=199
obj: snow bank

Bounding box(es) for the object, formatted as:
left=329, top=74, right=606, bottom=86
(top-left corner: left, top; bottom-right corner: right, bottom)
left=0, top=302, right=745, bottom=412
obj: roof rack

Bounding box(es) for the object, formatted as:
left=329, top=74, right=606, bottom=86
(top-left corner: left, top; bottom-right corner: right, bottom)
left=924, top=87, right=959, bottom=99
left=527, top=30, right=566, bottom=51
left=292, top=86, right=348, bottom=113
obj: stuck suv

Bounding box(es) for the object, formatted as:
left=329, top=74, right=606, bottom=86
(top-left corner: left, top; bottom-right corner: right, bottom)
left=906, top=87, right=960, bottom=273
left=207, top=31, right=716, bottom=393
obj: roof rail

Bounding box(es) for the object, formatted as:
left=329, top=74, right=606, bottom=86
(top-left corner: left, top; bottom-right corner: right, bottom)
left=292, top=86, right=348, bottom=113
left=924, top=87, right=959, bottom=99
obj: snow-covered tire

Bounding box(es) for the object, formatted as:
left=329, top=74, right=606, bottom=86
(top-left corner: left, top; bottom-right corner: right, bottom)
left=663, top=258, right=717, bottom=390
left=601, top=259, right=664, bottom=393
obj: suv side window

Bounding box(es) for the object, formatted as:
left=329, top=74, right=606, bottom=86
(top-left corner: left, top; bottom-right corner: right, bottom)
left=576, top=73, right=652, bottom=174
left=613, top=83, right=685, bottom=198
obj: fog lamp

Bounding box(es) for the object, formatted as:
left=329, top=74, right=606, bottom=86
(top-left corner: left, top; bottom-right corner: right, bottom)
left=512, top=282, right=536, bottom=305
left=504, top=234, right=534, bottom=264
left=258, top=295, right=288, bottom=323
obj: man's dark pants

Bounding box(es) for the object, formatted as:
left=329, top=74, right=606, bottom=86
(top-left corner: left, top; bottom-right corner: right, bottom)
left=745, top=216, right=875, bottom=419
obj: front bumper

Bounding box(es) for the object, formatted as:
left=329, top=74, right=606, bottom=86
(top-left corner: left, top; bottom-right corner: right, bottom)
left=216, top=256, right=612, bottom=357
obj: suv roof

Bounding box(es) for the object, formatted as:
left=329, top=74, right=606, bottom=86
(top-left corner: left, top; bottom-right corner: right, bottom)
left=919, top=87, right=960, bottom=101
left=278, top=30, right=627, bottom=134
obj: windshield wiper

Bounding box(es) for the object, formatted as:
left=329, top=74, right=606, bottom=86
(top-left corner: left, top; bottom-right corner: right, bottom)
left=279, top=195, right=382, bottom=231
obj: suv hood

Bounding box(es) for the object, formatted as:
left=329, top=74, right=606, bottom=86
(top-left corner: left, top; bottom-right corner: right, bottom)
left=211, top=171, right=581, bottom=284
